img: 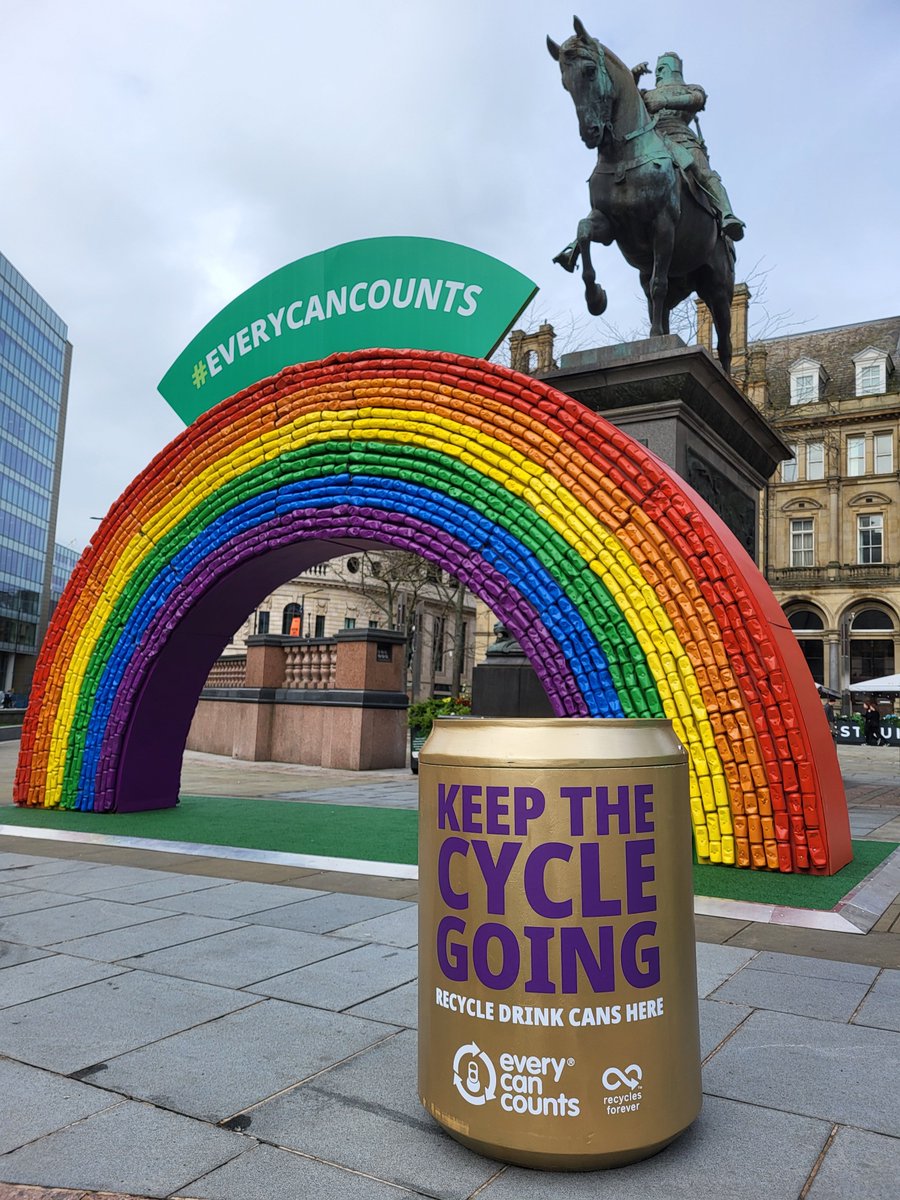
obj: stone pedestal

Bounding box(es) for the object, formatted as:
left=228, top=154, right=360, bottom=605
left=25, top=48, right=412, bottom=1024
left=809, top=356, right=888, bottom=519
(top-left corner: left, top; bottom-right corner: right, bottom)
left=549, top=336, right=790, bottom=560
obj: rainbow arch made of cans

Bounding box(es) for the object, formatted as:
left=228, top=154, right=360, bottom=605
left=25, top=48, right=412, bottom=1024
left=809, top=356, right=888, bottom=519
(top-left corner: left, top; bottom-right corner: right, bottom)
left=15, top=349, right=851, bottom=873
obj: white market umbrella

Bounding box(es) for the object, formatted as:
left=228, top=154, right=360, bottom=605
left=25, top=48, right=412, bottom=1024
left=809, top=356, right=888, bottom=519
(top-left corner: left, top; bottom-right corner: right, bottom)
left=848, top=673, right=900, bottom=692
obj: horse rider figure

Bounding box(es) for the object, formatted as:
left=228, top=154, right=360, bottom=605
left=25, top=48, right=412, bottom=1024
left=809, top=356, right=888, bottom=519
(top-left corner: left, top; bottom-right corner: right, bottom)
left=632, top=52, right=745, bottom=242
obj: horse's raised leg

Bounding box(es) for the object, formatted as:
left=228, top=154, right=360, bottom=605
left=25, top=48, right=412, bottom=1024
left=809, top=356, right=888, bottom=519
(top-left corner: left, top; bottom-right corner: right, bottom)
left=577, top=210, right=612, bottom=316
left=647, top=216, right=676, bottom=336
left=693, top=246, right=735, bottom=375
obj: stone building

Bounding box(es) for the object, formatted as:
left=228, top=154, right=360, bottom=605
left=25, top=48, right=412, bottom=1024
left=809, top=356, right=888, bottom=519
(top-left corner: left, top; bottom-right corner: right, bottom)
left=702, top=307, right=900, bottom=699
left=219, top=550, right=484, bottom=700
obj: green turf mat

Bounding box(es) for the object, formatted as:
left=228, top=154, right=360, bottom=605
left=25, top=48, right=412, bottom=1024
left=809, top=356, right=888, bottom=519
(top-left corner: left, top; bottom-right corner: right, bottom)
left=693, top=838, right=896, bottom=910
left=0, top=796, right=419, bottom=867
left=1, top=797, right=895, bottom=909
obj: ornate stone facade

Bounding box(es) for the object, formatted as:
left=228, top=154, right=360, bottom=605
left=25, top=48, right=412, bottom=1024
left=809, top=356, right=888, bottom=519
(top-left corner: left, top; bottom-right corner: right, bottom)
left=221, top=551, right=486, bottom=700
left=704, top=304, right=900, bottom=701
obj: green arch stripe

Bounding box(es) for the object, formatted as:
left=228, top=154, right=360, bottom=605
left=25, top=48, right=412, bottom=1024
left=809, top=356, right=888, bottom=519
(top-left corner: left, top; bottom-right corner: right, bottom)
left=60, top=439, right=663, bottom=806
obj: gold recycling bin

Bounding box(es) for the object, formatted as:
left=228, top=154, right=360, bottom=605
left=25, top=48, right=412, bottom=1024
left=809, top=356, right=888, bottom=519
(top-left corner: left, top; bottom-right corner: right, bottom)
left=417, top=718, right=701, bottom=1170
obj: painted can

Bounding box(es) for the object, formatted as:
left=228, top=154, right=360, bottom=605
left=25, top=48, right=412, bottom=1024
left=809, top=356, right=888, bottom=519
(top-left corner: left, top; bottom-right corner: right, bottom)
left=417, top=717, right=700, bottom=1170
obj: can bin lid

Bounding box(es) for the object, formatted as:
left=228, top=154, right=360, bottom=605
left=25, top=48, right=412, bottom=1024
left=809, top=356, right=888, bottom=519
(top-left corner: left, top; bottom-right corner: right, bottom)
left=420, top=717, right=687, bottom=768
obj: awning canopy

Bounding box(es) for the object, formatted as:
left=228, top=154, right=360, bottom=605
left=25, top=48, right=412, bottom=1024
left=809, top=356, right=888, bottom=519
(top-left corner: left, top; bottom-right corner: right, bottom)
left=848, top=673, right=900, bottom=693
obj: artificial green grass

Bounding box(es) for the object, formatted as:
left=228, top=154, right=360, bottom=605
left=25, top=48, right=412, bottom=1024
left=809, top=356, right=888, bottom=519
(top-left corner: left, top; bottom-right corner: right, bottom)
left=0, top=796, right=419, bottom=867
left=693, top=838, right=897, bottom=911
left=1, top=796, right=895, bottom=909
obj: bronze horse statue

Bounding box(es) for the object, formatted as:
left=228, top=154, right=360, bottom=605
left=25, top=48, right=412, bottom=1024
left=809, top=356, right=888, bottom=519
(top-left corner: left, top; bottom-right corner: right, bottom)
left=548, top=18, right=736, bottom=373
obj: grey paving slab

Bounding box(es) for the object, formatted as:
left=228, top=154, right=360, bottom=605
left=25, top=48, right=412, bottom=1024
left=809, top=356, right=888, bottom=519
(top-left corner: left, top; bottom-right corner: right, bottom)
left=242, top=891, right=410, bottom=934
left=145, top=879, right=325, bottom=918
left=0, top=886, right=74, bottom=916
left=710, top=966, right=873, bottom=1021
left=747, top=950, right=880, bottom=985
left=249, top=942, right=418, bottom=1010
left=0, top=852, right=62, bottom=870
left=348, top=979, right=418, bottom=1028
left=116, top=924, right=361, bottom=988
left=335, top=903, right=419, bottom=947
left=852, top=967, right=900, bottom=1031
left=0, top=897, right=175, bottom=947
left=34, top=863, right=188, bottom=895
left=703, top=1009, right=900, bottom=1136
left=693, top=942, right=757, bottom=997
left=98, top=997, right=398, bottom=1121
left=0, top=856, right=105, bottom=880
left=0, top=951, right=126, bottom=1007
left=0, top=1056, right=119, bottom=1154
left=698, top=997, right=752, bottom=1059
left=805, top=1126, right=900, bottom=1200
left=0, top=882, right=26, bottom=896
left=58, top=912, right=247, bottom=963
left=0, top=967, right=256, bottom=1073
left=0, top=939, right=50, bottom=968
left=248, top=1031, right=500, bottom=1200
left=476, top=1096, right=829, bottom=1200
left=0, top=1099, right=252, bottom=1198
left=183, top=1142, right=423, bottom=1200
left=83, top=872, right=234, bottom=904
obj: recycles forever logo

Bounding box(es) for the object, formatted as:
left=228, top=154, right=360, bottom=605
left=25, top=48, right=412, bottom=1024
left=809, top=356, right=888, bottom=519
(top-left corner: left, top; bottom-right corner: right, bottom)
left=158, top=237, right=537, bottom=424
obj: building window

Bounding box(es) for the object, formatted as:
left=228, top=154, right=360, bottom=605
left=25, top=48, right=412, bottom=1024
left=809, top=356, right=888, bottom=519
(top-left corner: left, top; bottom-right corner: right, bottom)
left=791, top=373, right=816, bottom=403
left=281, top=603, right=303, bottom=636
left=853, top=347, right=890, bottom=397
left=432, top=615, right=446, bottom=673
left=788, top=609, right=825, bottom=684
left=790, top=518, right=814, bottom=567
left=788, top=609, right=824, bottom=631
left=314, top=614, right=326, bottom=637
left=255, top=610, right=270, bottom=636
left=781, top=446, right=798, bottom=482
left=854, top=607, right=893, bottom=631
left=874, top=433, right=893, bottom=474
left=857, top=514, right=883, bottom=564
left=789, top=358, right=824, bottom=405
left=806, top=442, right=825, bottom=480
left=859, top=364, right=882, bottom=393
left=343, top=617, right=357, bottom=630
left=847, top=436, right=865, bottom=477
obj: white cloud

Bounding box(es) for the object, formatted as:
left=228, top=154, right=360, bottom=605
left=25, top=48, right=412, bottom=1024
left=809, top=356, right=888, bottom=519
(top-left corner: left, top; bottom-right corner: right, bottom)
left=2, top=0, right=897, bottom=548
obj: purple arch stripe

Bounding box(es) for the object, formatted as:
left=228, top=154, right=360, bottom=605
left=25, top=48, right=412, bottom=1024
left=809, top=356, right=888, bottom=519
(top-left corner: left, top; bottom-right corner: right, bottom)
left=94, top=506, right=588, bottom=810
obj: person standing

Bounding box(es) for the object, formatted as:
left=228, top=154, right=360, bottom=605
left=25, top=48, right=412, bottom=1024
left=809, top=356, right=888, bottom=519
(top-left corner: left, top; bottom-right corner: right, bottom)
left=863, top=702, right=883, bottom=746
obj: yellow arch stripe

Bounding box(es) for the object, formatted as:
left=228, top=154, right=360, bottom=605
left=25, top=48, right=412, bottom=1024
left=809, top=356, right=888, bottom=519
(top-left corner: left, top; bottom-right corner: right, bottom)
left=43, top=399, right=733, bottom=857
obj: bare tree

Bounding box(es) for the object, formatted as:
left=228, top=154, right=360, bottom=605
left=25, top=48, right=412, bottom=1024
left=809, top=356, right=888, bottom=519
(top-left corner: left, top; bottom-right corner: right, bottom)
left=490, top=299, right=599, bottom=368
left=668, top=258, right=810, bottom=344
left=329, top=550, right=472, bottom=699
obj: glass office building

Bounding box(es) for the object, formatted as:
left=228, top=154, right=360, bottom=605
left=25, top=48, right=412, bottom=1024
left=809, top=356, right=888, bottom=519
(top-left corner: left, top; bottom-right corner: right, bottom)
left=0, top=251, right=72, bottom=698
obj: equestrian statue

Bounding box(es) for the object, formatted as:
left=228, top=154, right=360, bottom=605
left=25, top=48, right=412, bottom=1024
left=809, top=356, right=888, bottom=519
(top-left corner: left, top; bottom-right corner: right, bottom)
left=547, top=17, right=745, bottom=373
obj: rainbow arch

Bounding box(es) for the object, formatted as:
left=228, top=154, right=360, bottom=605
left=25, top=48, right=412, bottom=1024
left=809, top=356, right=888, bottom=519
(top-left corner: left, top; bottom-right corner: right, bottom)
left=15, top=349, right=851, bottom=873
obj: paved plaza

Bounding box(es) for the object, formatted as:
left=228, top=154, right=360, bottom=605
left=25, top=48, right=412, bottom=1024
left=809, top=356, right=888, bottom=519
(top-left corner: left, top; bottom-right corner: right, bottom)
left=0, top=740, right=897, bottom=1199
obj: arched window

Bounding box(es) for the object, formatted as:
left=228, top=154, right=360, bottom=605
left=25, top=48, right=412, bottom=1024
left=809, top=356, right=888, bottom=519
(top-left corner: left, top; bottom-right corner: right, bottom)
left=847, top=606, right=896, bottom=683
left=786, top=606, right=826, bottom=683
left=788, top=610, right=824, bottom=631
left=281, top=603, right=303, bottom=636
left=853, top=608, right=894, bottom=632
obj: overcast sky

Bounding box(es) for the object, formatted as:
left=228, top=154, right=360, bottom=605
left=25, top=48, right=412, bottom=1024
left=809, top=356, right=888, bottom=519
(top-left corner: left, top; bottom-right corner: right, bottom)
left=4, top=0, right=898, bottom=550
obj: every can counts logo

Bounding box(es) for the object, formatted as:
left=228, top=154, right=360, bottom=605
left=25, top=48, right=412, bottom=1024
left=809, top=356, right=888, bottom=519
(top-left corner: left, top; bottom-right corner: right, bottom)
left=452, top=1043, right=581, bottom=1116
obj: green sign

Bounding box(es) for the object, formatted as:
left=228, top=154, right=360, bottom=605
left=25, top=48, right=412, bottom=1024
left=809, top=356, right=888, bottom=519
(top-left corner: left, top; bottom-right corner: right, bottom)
left=158, top=237, right=537, bottom=423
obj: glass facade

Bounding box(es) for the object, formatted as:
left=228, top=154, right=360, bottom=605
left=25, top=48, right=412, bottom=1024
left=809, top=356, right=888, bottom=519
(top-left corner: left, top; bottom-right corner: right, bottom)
left=0, top=251, right=71, bottom=694
left=51, top=542, right=79, bottom=609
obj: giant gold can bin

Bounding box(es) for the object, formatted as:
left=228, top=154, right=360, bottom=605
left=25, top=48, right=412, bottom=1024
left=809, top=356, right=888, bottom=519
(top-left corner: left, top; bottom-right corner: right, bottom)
left=418, top=718, right=701, bottom=1170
